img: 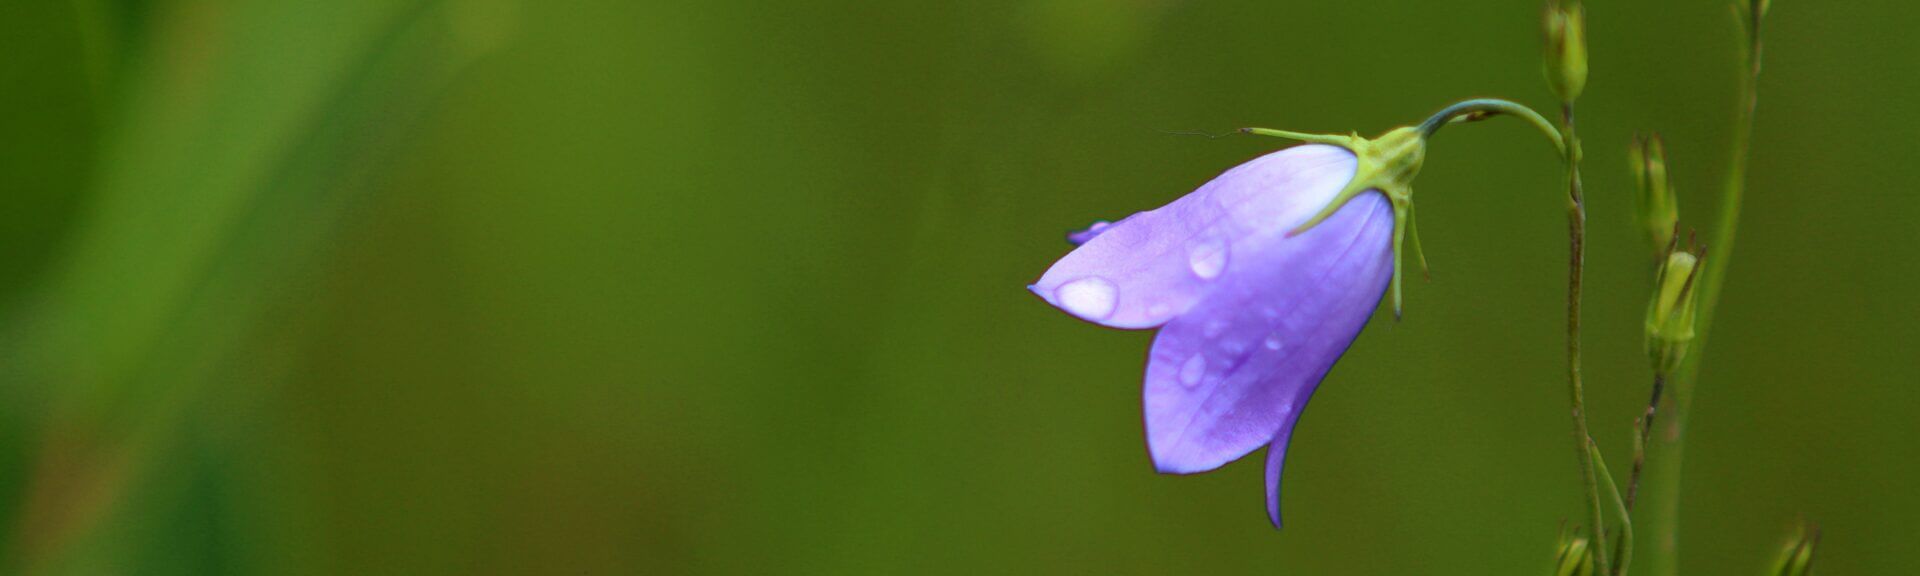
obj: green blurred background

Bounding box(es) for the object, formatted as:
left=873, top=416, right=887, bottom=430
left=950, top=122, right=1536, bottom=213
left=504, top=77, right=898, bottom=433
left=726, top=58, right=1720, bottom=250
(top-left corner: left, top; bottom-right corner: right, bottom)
left=1, top=0, right=1914, bottom=573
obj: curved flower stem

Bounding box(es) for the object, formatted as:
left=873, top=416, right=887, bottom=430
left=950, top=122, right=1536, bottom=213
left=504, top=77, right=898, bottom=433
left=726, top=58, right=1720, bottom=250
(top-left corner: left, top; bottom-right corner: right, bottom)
left=1417, top=98, right=1566, bottom=155
left=1424, top=96, right=1608, bottom=574
left=1557, top=101, right=1611, bottom=576
left=1647, top=11, right=1768, bottom=576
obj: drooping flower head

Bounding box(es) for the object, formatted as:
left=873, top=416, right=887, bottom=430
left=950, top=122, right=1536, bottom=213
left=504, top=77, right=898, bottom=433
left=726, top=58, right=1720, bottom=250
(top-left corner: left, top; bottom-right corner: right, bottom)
left=1028, top=106, right=1558, bottom=526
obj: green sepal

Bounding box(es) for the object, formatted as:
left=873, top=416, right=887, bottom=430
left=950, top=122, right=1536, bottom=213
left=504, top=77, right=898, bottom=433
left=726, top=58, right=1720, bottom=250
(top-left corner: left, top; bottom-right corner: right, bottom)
left=1407, top=200, right=1431, bottom=282
left=1248, top=126, right=1427, bottom=318
left=1241, top=98, right=1564, bottom=320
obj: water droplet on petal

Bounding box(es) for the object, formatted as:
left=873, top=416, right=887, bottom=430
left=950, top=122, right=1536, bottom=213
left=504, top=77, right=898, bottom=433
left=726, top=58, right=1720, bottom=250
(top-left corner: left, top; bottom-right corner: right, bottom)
left=1188, top=237, right=1229, bottom=280
left=1202, top=319, right=1228, bottom=338
left=1179, top=355, right=1207, bottom=387
left=1067, top=221, right=1113, bottom=245
left=1263, top=334, right=1286, bottom=351
left=1056, top=277, right=1118, bottom=320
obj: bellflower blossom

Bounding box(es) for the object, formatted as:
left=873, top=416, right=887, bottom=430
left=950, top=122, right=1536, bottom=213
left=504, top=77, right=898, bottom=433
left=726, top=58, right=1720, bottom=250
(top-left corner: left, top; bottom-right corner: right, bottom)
left=1030, top=102, right=1564, bottom=527
left=1031, top=142, right=1397, bottom=528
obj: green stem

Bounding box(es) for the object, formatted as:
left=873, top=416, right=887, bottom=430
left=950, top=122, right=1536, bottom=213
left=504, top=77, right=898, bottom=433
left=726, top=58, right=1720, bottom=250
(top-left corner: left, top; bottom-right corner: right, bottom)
left=1417, top=98, right=1566, bottom=154
left=1624, top=373, right=1666, bottom=513
left=1558, top=102, right=1611, bottom=576
left=1415, top=102, right=1604, bottom=566
left=1591, top=438, right=1634, bottom=576
left=1646, top=13, right=1766, bottom=576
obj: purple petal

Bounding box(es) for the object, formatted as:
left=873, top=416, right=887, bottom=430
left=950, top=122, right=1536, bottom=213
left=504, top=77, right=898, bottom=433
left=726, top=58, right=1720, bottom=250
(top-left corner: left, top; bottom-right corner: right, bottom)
left=1067, top=218, right=1122, bottom=245
left=1142, top=191, right=1394, bottom=480
left=1030, top=145, right=1359, bottom=329
left=1264, top=419, right=1301, bottom=528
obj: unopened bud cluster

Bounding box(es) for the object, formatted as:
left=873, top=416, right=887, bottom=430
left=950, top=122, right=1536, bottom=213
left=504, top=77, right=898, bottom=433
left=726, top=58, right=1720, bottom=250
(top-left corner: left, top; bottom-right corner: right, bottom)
left=1630, top=130, right=1702, bottom=374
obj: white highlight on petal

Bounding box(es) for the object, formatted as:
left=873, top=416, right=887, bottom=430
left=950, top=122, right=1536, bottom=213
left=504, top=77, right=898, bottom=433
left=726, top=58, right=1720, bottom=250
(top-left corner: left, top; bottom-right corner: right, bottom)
left=1263, top=334, right=1285, bottom=351
left=1202, top=319, right=1228, bottom=339
left=1056, top=277, right=1118, bottom=320
left=1178, top=354, right=1207, bottom=388
left=1187, top=236, right=1229, bottom=280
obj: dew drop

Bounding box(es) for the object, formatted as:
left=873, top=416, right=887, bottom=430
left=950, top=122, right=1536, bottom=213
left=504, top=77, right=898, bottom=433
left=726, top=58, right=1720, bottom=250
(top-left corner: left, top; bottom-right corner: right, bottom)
left=1067, top=221, right=1113, bottom=245
left=1202, top=319, right=1228, bottom=338
left=1263, top=334, right=1286, bottom=351
left=1188, top=237, right=1229, bottom=280
left=1056, top=277, right=1118, bottom=320
left=1179, top=355, right=1207, bottom=387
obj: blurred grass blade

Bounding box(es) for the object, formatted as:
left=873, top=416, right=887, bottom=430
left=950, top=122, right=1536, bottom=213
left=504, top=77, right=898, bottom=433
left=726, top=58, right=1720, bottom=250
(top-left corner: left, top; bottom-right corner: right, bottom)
left=5, top=0, right=513, bottom=571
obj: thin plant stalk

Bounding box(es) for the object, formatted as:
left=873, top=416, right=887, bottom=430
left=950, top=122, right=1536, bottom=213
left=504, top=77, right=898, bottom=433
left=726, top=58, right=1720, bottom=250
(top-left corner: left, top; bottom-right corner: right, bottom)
left=1559, top=101, right=1611, bottom=576
left=1625, top=373, right=1667, bottom=512
left=1591, top=438, right=1634, bottom=576
left=1646, top=8, right=1767, bottom=575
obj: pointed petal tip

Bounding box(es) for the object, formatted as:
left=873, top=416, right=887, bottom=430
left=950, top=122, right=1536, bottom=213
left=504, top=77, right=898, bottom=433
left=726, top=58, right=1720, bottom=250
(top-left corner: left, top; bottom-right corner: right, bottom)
left=1266, top=472, right=1286, bottom=530
left=1265, top=431, right=1296, bottom=532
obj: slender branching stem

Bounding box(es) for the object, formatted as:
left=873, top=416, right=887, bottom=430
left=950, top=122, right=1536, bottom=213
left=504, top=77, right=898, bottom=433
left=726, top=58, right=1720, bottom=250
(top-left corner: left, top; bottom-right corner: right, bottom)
left=1625, top=373, right=1667, bottom=513
left=1424, top=98, right=1606, bottom=572
left=1559, top=102, right=1611, bottom=576
left=1591, top=438, right=1634, bottom=576
left=1615, top=372, right=1668, bottom=573
left=1647, top=13, right=1767, bottom=576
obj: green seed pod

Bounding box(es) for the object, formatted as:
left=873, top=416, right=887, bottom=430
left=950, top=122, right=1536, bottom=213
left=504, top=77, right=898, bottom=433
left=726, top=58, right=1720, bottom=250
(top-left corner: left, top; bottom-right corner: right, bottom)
left=1631, top=133, right=1679, bottom=256
left=1553, top=530, right=1595, bottom=576
left=1543, top=0, right=1588, bottom=103
left=1769, top=526, right=1820, bottom=576
left=1646, top=250, right=1703, bottom=375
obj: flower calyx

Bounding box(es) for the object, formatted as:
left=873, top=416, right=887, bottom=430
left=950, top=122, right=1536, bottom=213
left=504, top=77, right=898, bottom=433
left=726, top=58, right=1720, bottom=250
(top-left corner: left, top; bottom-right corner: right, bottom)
left=1242, top=125, right=1429, bottom=319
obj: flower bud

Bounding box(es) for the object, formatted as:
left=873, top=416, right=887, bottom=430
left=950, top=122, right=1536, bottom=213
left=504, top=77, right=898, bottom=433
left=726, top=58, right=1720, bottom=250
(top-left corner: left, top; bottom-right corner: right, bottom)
left=1630, top=133, right=1679, bottom=254
left=1543, top=0, right=1588, bottom=103
left=1769, top=526, right=1820, bottom=576
left=1646, top=250, right=1702, bottom=375
left=1553, top=530, right=1595, bottom=576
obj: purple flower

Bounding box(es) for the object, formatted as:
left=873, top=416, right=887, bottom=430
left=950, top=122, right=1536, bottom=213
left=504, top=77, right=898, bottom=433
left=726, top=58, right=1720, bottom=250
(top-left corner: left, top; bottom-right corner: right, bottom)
left=1030, top=144, right=1397, bottom=528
